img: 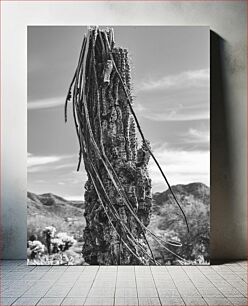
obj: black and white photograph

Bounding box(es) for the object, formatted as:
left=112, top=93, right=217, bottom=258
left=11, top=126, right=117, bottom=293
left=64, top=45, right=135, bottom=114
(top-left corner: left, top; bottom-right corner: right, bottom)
left=27, top=26, right=210, bottom=266
left=2, top=1, right=246, bottom=305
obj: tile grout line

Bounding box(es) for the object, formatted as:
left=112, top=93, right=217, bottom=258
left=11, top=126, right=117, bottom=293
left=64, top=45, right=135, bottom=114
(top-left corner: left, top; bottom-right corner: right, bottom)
left=60, top=265, right=86, bottom=305
left=9, top=267, right=77, bottom=306
left=6, top=276, right=40, bottom=301
left=200, top=264, right=247, bottom=297
left=83, top=266, right=100, bottom=305
left=165, top=266, right=185, bottom=306
left=20, top=271, right=58, bottom=298
left=19, top=273, right=61, bottom=300
left=113, top=266, right=118, bottom=306
left=149, top=266, right=162, bottom=306
left=35, top=295, right=42, bottom=305
left=9, top=295, right=42, bottom=306
left=14, top=266, right=85, bottom=306
left=134, top=266, right=139, bottom=305
left=182, top=265, right=208, bottom=304
left=233, top=270, right=247, bottom=283
left=9, top=297, right=19, bottom=306
left=210, top=266, right=247, bottom=298
left=195, top=265, right=228, bottom=305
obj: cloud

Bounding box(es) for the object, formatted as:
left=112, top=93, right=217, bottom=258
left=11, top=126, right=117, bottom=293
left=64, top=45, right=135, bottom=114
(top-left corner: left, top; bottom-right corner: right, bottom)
left=27, top=153, right=74, bottom=173
left=53, top=163, right=76, bottom=170
left=148, top=144, right=209, bottom=192
left=28, top=153, right=62, bottom=167
left=133, top=68, right=209, bottom=122
left=58, top=182, right=66, bottom=185
left=28, top=96, right=65, bottom=110
left=136, top=107, right=209, bottom=122
left=134, top=96, right=210, bottom=121
left=133, top=102, right=146, bottom=113
left=64, top=195, right=84, bottom=201
left=186, top=128, right=209, bottom=143
left=137, top=68, right=209, bottom=93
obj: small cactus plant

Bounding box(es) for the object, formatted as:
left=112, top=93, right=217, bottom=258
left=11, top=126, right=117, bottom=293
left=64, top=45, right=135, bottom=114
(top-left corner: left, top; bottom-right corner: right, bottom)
left=43, top=226, right=56, bottom=254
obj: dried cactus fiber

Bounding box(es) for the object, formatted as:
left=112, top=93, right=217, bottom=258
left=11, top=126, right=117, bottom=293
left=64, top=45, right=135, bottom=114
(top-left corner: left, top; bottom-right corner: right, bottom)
left=65, top=27, right=189, bottom=265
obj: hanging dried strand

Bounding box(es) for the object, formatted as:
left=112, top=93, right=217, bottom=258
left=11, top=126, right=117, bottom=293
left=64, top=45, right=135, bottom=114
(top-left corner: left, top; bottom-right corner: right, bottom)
left=65, top=35, right=87, bottom=123
left=74, top=56, right=159, bottom=264
left=65, top=27, right=189, bottom=265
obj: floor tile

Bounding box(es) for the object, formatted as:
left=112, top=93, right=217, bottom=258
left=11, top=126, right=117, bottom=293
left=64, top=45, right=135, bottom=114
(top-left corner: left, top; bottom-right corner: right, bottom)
left=138, top=297, right=161, bottom=305
left=136, top=279, right=155, bottom=288
left=204, top=297, right=232, bottom=305
left=44, top=285, right=72, bottom=297
left=31, top=266, right=51, bottom=272
left=0, top=297, right=18, bottom=306
left=115, top=297, right=138, bottom=305
left=217, top=286, right=244, bottom=297
left=67, top=285, right=91, bottom=297
left=228, top=297, right=248, bottom=305
left=12, top=297, right=41, bottom=305
left=37, top=297, right=64, bottom=305
left=99, top=266, right=117, bottom=272
left=84, top=297, right=114, bottom=305
left=66, top=266, right=85, bottom=272
left=197, top=287, right=224, bottom=297
left=137, top=287, right=158, bottom=297
left=22, top=282, right=54, bottom=297
left=115, top=287, right=137, bottom=298
left=157, top=288, right=180, bottom=297
left=49, top=266, right=68, bottom=272
left=182, top=297, right=207, bottom=305
left=116, top=280, right=136, bottom=287
left=118, top=266, right=135, bottom=272
left=61, top=297, right=86, bottom=305
left=88, top=286, right=115, bottom=298
left=160, top=297, right=185, bottom=305
left=178, top=289, right=201, bottom=297
left=76, top=277, right=95, bottom=284
left=2, top=289, right=30, bottom=298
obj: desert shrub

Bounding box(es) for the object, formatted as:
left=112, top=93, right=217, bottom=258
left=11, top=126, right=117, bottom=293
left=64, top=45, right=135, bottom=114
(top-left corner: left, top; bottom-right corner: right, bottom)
left=56, top=232, right=76, bottom=250
left=27, top=215, right=85, bottom=244
left=43, top=226, right=56, bottom=237
left=27, top=240, right=45, bottom=259
left=27, top=225, right=81, bottom=265
left=28, top=250, right=85, bottom=265
left=50, top=232, right=76, bottom=253
left=148, top=194, right=210, bottom=265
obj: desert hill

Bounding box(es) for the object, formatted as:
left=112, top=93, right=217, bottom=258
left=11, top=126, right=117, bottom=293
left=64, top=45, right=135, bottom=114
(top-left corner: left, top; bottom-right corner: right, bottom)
left=27, top=182, right=210, bottom=263
left=27, top=192, right=85, bottom=242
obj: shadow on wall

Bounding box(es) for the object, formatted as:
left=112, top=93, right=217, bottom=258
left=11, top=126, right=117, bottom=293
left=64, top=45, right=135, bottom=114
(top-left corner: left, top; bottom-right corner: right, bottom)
left=210, top=31, right=244, bottom=261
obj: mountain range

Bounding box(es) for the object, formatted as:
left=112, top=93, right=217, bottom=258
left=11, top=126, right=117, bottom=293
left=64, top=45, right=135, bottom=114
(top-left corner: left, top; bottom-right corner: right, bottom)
left=27, top=182, right=210, bottom=248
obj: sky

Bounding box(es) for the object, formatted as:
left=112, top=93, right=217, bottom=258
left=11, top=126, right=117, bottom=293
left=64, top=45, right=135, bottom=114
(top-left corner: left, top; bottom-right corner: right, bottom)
left=28, top=26, right=209, bottom=200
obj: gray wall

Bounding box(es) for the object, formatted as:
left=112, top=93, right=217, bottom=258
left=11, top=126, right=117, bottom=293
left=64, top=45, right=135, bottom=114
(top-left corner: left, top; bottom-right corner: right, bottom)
left=1, top=1, right=246, bottom=260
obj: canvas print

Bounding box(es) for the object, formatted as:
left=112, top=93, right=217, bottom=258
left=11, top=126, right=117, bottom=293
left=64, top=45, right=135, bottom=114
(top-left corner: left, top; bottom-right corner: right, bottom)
left=27, top=26, right=210, bottom=265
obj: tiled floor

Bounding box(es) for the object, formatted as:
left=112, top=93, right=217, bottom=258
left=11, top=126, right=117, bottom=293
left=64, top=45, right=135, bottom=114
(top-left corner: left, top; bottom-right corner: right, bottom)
left=1, top=260, right=247, bottom=306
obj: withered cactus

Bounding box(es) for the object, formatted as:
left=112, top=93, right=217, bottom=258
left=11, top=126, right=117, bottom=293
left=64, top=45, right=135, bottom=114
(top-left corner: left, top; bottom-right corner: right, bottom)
left=65, top=27, right=189, bottom=265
